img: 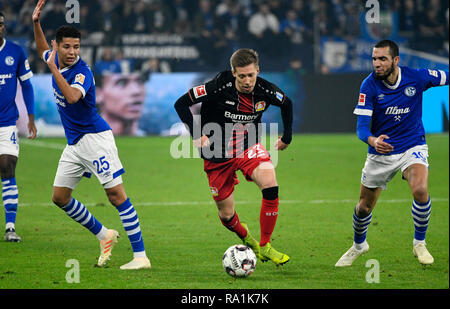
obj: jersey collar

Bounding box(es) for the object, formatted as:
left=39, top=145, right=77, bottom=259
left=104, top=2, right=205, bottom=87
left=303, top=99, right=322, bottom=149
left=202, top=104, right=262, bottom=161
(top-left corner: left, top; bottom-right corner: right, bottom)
left=382, top=67, right=402, bottom=90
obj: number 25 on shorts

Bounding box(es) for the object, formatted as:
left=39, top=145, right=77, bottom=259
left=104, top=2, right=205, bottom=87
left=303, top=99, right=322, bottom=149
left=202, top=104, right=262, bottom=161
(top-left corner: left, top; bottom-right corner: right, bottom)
left=93, top=156, right=110, bottom=174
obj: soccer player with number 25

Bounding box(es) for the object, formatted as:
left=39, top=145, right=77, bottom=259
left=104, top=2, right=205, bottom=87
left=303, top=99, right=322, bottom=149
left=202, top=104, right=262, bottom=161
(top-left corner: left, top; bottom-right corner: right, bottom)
left=32, top=0, right=150, bottom=270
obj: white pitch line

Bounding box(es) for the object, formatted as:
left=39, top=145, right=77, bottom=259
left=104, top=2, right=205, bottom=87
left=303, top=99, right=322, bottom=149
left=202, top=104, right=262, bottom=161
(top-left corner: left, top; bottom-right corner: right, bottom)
left=17, top=198, right=449, bottom=207
left=20, top=139, right=66, bottom=150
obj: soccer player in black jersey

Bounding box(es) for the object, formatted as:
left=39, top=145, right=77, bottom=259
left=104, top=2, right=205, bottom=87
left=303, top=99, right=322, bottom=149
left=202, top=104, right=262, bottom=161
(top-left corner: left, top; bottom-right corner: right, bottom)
left=175, top=49, right=293, bottom=265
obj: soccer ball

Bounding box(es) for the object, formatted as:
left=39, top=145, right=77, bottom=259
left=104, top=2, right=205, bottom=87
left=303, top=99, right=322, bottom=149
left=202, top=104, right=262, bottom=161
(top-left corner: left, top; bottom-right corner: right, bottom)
left=222, top=244, right=257, bottom=278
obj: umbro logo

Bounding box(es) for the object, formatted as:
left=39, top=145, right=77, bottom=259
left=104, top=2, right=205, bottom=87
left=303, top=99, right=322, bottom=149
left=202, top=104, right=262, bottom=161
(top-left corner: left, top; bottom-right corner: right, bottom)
left=225, top=100, right=236, bottom=105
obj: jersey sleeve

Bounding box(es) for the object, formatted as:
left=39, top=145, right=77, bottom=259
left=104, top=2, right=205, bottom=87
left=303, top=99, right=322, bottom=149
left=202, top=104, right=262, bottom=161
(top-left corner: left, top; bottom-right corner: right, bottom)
left=187, top=72, right=224, bottom=105
left=70, top=66, right=94, bottom=99
left=353, top=78, right=374, bottom=117
left=42, top=49, right=50, bottom=62
left=263, top=80, right=288, bottom=107
left=417, top=68, right=449, bottom=90
left=17, top=46, right=33, bottom=83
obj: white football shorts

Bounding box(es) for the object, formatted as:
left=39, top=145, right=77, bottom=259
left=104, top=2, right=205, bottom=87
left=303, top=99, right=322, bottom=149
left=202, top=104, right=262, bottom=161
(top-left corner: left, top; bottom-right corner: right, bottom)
left=53, top=130, right=124, bottom=189
left=361, top=144, right=429, bottom=190
left=0, top=125, right=19, bottom=157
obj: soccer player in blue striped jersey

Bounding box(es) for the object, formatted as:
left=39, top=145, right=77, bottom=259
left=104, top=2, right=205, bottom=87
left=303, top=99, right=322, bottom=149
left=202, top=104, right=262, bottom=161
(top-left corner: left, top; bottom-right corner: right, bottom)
left=32, top=0, right=150, bottom=270
left=335, top=40, right=448, bottom=267
left=0, top=12, right=37, bottom=242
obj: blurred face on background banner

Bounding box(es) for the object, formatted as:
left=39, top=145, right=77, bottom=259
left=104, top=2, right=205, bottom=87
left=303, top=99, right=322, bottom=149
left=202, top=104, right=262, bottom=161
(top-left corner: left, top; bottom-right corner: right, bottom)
left=97, top=73, right=147, bottom=135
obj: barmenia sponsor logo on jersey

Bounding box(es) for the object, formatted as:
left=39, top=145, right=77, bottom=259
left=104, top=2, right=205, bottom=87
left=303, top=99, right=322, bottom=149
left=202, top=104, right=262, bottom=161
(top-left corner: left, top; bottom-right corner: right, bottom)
left=224, top=111, right=259, bottom=123
left=385, top=106, right=410, bottom=115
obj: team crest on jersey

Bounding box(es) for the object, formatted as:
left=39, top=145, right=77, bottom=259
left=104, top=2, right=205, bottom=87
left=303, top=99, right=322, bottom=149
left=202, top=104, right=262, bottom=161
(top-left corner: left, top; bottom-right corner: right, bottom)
left=75, top=73, right=86, bottom=85
left=5, top=56, right=14, bottom=66
left=210, top=186, right=219, bottom=197
left=404, top=86, right=416, bottom=97
left=358, top=93, right=366, bottom=106
left=193, top=85, right=207, bottom=99
left=255, top=101, right=266, bottom=112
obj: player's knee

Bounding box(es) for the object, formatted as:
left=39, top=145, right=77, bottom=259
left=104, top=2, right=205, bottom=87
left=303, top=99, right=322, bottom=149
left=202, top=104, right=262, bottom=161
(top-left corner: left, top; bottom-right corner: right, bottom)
left=106, top=189, right=126, bottom=207
left=356, top=202, right=372, bottom=217
left=52, top=193, right=71, bottom=208
left=0, top=157, right=16, bottom=178
left=412, top=185, right=428, bottom=204
left=262, top=186, right=279, bottom=200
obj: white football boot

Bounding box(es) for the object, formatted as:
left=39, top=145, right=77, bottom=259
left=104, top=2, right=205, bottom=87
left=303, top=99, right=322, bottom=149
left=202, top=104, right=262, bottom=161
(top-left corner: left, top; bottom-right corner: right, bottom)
left=413, top=242, right=434, bottom=265
left=120, top=257, right=151, bottom=270
left=97, top=229, right=119, bottom=267
left=4, top=228, right=22, bottom=242
left=335, top=241, right=369, bottom=267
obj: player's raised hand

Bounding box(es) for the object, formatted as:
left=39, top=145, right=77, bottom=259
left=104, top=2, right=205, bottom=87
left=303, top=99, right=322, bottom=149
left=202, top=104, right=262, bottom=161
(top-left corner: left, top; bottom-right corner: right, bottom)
left=373, top=134, right=394, bottom=154
left=275, top=136, right=289, bottom=151
left=46, top=40, right=57, bottom=68
left=32, top=0, right=46, bottom=23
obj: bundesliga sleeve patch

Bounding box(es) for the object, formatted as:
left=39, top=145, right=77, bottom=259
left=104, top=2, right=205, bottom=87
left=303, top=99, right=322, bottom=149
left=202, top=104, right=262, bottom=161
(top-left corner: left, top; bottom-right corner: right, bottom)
left=74, top=73, right=86, bottom=85
left=193, top=85, right=207, bottom=99
left=358, top=93, right=366, bottom=106
left=276, top=91, right=284, bottom=102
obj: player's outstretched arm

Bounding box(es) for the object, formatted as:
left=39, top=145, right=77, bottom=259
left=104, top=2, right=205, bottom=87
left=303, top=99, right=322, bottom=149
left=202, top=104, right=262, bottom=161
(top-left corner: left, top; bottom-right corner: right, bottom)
left=33, top=0, right=49, bottom=59
left=276, top=96, right=293, bottom=150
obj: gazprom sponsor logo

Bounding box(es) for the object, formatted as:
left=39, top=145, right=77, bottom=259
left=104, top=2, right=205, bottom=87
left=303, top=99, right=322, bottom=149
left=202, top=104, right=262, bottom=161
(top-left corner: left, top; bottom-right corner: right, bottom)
left=385, top=106, right=410, bottom=115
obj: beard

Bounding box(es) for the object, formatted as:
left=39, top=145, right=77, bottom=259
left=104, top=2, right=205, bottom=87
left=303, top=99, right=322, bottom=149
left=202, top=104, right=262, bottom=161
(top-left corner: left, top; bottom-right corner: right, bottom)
left=374, top=62, right=395, bottom=80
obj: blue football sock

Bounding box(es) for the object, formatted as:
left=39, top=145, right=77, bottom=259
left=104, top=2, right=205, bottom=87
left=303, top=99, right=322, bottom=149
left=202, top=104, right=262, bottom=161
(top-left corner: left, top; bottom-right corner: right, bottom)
left=411, top=197, right=431, bottom=242
left=116, top=198, right=146, bottom=257
left=353, top=208, right=372, bottom=244
left=2, top=177, right=18, bottom=230
left=62, top=198, right=104, bottom=237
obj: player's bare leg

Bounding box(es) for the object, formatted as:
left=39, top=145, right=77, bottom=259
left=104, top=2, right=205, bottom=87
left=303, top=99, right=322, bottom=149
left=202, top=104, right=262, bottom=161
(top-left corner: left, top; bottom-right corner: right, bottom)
left=216, top=193, right=260, bottom=257
left=216, top=193, right=235, bottom=221
left=403, top=164, right=433, bottom=265
left=1, top=155, right=21, bottom=242
left=251, top=162, right=289, bottom=265
left=336, top=185, right=381, bottom=267
left=104, top=183, right=150, bottom=269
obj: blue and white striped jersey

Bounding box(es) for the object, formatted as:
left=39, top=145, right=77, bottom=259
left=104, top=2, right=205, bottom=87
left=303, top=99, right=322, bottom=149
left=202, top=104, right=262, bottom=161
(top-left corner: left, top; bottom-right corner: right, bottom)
left=354, top=66, right=448, bottom=155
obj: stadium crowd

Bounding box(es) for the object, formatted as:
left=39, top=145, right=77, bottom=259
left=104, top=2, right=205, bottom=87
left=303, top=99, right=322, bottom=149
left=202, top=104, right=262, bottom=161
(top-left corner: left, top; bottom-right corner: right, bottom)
left=1, top=0, right=448, bottom=72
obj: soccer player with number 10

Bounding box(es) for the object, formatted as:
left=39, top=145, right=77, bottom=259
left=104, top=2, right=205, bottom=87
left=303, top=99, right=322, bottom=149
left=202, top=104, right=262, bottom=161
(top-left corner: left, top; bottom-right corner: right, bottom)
left=336, top=40, right=448, bottom=267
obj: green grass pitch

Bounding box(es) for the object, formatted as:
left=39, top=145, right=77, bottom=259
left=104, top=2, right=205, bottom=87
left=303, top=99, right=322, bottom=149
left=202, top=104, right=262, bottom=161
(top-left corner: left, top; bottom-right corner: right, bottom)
left=0, top=133, right=448, bottom=289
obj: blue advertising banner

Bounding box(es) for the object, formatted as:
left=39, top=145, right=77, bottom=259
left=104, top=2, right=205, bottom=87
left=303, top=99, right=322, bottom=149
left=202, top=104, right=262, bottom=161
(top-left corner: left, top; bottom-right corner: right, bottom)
left=16, top=72, right=303, bottom=137
left=321, top=37, right=448, bottom=74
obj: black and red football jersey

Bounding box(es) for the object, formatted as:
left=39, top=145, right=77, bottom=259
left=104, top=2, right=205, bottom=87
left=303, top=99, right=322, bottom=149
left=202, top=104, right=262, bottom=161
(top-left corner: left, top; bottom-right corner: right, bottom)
left=184, top=70, right=292, bottom=162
